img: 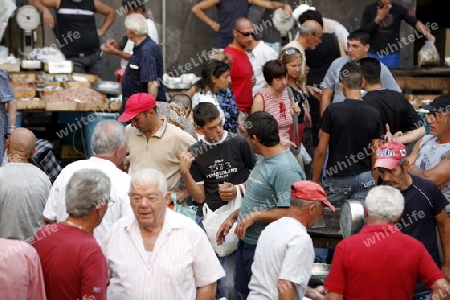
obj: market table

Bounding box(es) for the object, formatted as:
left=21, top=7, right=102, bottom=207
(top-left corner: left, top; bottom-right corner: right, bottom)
left=391, top=66, right=450, bottom=102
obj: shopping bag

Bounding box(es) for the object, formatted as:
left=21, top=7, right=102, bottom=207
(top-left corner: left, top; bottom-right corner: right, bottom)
left=202, top=184, right=245, bottom=257
left=418, top=41, right=440, bottom=66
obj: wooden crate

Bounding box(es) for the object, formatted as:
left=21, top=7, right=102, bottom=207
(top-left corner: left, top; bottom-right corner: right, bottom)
left=65, top=82, right=92, bottom=88
left=10, top=82, right=36, bottom=98
left=9, top=72, right=40, bottom=82
left=76, top=102, right=109, bottom=111
left=72, top=73, right=99, bottom=82
left=45, top=102, right=78, bottom=111
left=16, top=99, right=46, bottom=110
left=0, top=62, right=20, bottom=73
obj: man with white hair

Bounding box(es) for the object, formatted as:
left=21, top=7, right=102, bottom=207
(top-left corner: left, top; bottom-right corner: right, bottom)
left=248, top=180, right=333, bottom=300
left=103, top=168, right=225, bottom=299
left=282, top=19, right=323, bottom=91
left=324, top=185, right=448, bottom=300
left=43, top=120, right=133, bottom=244
left=121, top=13, right=166, bottom=113
left=374, top=141, right=450, bottom=299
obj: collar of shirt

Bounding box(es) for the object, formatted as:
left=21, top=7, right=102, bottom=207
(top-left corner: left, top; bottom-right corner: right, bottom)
left=124, top=209, right=184, bottom=235
left=88, top=156, right=118, bottom=168
left=133, top=116, right=168, bottom=138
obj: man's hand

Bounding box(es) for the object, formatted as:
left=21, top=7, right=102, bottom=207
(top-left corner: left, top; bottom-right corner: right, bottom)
left=216, top=216, right=234, bottom=245
left=375, top=3, right=391, bottom=24
left=43, top=9, right=55, bottom=28
left=218, top=182, right=237, bottom=201
left=235, top=213, right=255, bottom=239
left=280, top=138, right=296, bottom=149
left=282, top=4, right=293, bottom=19
left=180, top=151, right=195, bottom=175
left=211, top=22, right=220, bottom=32
left=306, top=286, right=326, bottom=300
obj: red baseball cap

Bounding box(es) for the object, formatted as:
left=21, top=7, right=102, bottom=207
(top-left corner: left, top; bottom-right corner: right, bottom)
left=374, top=141, right=407, bottom=170
left=291, top=180, right=335, bottom=212
left=118, top=93, right=156, bottom=122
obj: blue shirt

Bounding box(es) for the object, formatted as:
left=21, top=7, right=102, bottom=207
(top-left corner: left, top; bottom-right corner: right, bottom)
left=122, top=36, right=166, bottom=106
left=237, top=149, right=305, bottom=245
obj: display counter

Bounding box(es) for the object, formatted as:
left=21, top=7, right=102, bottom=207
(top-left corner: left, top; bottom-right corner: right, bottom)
left=8, top=72, right=121, bottom=112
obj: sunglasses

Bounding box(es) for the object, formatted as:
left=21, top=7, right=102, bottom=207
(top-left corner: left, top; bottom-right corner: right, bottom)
left=208, top=60, right=228, bottom=77
left=282, top=48, right=300, bottom=56
left=236, top=29, right=255, bottom=37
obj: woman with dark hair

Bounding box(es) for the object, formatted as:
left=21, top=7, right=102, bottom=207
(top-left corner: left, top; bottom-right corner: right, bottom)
left=251, top=60, right=301, bottom=142
left=193, top=59, right=238, bottom=132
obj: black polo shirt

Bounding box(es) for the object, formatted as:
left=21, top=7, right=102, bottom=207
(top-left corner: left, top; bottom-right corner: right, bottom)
left=122, top=36, right=166, bottom=107
left=320, top=99, right=382, bottom=176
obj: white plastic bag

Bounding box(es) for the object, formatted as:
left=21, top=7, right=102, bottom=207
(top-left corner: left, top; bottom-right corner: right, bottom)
left=418, top=41, right=440, bottom=66
left=202, top=184, right=244, bottom=257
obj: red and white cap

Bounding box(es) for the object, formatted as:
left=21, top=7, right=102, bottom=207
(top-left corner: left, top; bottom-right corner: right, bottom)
left=374, top=141, right=407, bottom=170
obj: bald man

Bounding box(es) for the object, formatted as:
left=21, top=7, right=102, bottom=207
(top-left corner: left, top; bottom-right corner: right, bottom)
left=0, top=128, right=51, bottom=241
left=224, top=17, right=255, bottom=115
left=282, top=19, right=324, bottom=91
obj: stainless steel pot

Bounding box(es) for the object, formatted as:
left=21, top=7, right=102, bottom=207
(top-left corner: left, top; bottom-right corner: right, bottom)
left=339, top=200, right=365, bottom=238
left=93, top=81, right=121, bottom=95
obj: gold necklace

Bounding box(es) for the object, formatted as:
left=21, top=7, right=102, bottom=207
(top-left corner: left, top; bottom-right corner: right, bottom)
left=66, top=220, right=84, bottom=231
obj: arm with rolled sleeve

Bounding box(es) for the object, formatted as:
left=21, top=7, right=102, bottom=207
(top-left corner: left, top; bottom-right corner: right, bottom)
left=193, top=229, right=225, bottom=299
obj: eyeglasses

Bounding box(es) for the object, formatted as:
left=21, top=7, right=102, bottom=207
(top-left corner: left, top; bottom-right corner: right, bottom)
left=236, top=29, right=255, bottom=37
left=282, top=48, right=300, bottom=56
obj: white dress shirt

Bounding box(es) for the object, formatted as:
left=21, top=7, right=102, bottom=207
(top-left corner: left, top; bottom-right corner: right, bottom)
left=43, top=157, right=133, bottom=244
left=103, top=209, right=225, bottom=300
left=248, top=40, right=278, bottom=96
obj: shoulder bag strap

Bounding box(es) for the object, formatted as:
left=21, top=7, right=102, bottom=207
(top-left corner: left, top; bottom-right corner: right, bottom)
left=287, top=86, right=300, bottom=147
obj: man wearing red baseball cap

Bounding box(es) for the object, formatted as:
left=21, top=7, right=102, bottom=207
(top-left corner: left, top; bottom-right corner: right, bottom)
left=118, top=93, right=196, bottom=201
left=248, top=180, right=333, bottom=300
left=375, top=141, right=450, bottom=298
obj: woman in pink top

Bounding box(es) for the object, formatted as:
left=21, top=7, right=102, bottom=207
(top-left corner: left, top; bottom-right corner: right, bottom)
left=251, top=60, right=300, bottom=141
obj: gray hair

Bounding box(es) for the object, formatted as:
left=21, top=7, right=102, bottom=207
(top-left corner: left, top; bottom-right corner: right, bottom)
left=298, top=22, right=317, bottom=36
left=130, top=168, right=167, bottom=195
left=365, top=185, right=404, bottom=222
left=290, top=197, right=321, bottom=209
left=91, top=120, right=126, bottom=156
left=66, top=169, right=111, bottom=218
left=125, top=13, right=148, bottom=36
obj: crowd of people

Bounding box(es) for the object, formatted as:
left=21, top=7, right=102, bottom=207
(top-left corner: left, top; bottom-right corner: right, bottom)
left=1, top=0, right=450, bottom=299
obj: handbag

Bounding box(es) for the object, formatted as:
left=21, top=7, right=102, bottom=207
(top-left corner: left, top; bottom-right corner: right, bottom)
left=202, top=184, right=245, bottom=257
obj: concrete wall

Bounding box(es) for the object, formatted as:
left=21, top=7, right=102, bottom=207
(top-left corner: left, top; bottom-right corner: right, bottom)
left=37, top=0, right=418, bottom=81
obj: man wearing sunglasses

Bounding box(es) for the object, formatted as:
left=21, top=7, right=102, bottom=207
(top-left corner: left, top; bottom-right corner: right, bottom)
left=192, top=0, right=292, bottom=50
left=224, top=17, right=255, bottom=117
left=408, top=95, right=450, bottom=213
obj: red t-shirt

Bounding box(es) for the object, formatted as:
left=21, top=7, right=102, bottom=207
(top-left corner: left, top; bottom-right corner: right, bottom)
left=33, top=223, right=108, bottom=300
left=325, top=224, right=444, bottom=299
left=224, top=45, right=254, bottom=113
